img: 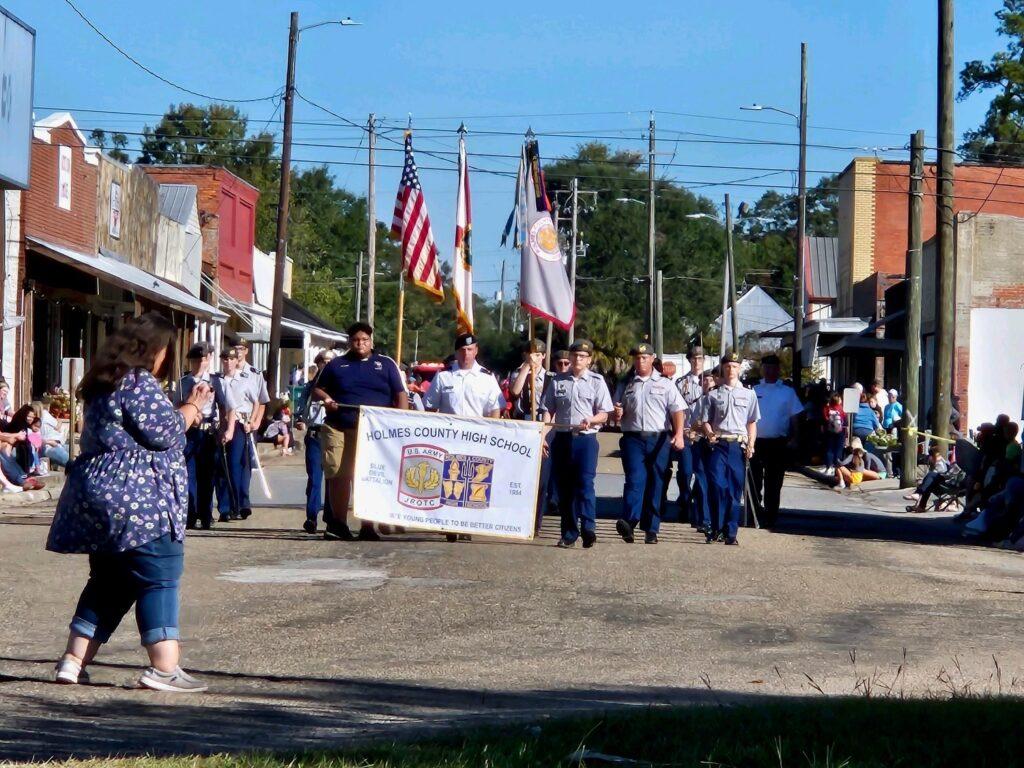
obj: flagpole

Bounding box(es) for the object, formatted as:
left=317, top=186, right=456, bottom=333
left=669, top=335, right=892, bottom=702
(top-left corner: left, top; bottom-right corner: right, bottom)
left=529, top=316, right=537, bottom=422
left=396, top=271, right=406, bottom=367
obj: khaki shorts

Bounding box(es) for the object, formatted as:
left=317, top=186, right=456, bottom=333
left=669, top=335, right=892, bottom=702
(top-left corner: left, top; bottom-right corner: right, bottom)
left=320, top=425, right=357, bottom=480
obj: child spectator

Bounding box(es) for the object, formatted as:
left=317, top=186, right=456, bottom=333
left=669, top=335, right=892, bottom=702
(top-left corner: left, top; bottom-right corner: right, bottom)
left=263, top=406, right=293, bottom=456
left=822, top=394, right=846, bottom=471
left=904, top=444, right=951, bottom=512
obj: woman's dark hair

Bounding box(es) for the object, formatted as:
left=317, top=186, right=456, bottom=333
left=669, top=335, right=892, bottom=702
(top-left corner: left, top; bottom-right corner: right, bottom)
left=8, top=404, right=35, bottom=432
left=78, top=313, right=178, bottom=402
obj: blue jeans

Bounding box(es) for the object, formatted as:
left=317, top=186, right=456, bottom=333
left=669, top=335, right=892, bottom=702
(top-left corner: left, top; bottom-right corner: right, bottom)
left=620, top=432, right=670, bottom=534
left=552, top=431, right=598, bottom=543
left=70, top=533, right=183, bottom=646
left=709, top=441, right=746, bottom=538
left=0, top=451, right=26, bottom=485
left=304, top=430, right=333, bottom=524
left=43, top=443, right=70, bottom=468
left=824, top=432, right=845, bottom=467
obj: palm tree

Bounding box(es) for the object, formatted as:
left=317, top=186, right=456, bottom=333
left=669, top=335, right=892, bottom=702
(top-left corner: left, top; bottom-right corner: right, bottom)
left=578, top=306, right=636, bottom=375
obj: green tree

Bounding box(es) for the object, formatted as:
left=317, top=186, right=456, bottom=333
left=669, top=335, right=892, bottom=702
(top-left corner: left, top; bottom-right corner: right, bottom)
left=89, top=128, right=130, bottom=164
left=137, top=103, right=281, bottom=250
left=959, top=0, right=1024, bottom=162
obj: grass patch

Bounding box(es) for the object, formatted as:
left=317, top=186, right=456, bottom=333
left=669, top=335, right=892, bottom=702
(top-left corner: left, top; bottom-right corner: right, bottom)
left=32, top=697, right=1024, bottom=767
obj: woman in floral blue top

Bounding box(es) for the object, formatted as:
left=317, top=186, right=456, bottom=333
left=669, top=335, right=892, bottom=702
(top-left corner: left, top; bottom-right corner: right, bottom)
left=48, top=313, right=212, bottom=693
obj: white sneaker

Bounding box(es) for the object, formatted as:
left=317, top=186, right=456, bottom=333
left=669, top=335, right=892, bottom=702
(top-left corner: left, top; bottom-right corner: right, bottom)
left=836, top=479, right=846, bottom=490
left=138, top=666, right=208, bottom=693
left=54, top=658, right=90, bottom=685
left=3, top=486, right=22, bottom=494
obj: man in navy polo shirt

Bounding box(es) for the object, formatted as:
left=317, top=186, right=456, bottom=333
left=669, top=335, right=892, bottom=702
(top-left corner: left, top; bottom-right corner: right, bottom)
left=313, top=322, right=408, bottom=541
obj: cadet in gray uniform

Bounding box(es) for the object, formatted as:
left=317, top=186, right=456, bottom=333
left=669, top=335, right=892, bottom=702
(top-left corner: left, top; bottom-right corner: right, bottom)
left=179, top=342, right=236, bottom=529
left=613, top=342, right=686, bottom=544
left=665, top=345, right=708, bottom=526
left=540, top=339, right=614, bottom=549
left=703, top=352, right=759, bottom=545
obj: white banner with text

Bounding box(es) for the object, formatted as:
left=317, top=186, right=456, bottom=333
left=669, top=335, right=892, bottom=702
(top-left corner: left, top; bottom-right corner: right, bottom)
left=353, top=406, right=543, bottom=540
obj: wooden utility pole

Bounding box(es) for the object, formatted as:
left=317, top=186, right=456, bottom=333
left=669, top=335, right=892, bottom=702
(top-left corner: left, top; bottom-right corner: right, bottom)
left=793, top=42, right=809, bottom=386
left=901, top=130, right=926, bottom=487
left=498, top=258, right=506, bottom=334
left=366, top=113, right=377, bottom=328
left=725, top=194, right=739, bottom=353
left=934, top=0, right=955, bottom=440
left=267, top=11, right=299, bottom=393
left=569, top=177, right=579, bottom=345
left=647, top=112, right=657, bottom=347
left=354, top=251, right=363, bottom=321
left=655, top=270, right=664, bottom=358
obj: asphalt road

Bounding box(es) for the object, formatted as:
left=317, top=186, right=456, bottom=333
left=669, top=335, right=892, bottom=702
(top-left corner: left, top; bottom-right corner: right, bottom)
left=1, top=451, right=1017, bottom=761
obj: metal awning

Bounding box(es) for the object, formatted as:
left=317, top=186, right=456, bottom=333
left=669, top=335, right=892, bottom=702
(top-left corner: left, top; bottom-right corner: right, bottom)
left=27, top=236, right=227, bottom=323
left=228, top=300, right=348, bottom=344
left=819, top=336, right=905, bottom=356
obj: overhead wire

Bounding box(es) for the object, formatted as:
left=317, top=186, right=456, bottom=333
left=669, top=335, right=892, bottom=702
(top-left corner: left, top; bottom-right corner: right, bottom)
left=60, top=0, right=280, bottom=104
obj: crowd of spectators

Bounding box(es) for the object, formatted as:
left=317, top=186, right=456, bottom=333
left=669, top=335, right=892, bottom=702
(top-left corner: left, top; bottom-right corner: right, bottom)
left=0, top=381, right=73, bottom=493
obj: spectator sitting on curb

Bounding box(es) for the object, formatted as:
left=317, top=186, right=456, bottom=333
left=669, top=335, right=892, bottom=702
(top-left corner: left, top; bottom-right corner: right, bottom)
left=904, top=444, right=951, bottom=512
left=835, top=438, right=885, bottom=490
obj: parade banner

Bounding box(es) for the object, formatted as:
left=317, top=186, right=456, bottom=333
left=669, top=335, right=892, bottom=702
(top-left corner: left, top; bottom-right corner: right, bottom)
left=353, top=406, right=543, bottom=540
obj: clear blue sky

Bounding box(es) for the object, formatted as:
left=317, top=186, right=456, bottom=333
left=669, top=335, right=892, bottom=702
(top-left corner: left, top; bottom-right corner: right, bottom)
left=7, top=0, right=1006, bottom=297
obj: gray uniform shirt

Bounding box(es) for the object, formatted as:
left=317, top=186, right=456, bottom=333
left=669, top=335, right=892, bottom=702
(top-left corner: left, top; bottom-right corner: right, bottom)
left=178, top=371, right=236, bottom=421
left=676, top=373, right=704, bottom=429
left=514, top=368, right=549, bottom=421
left=614, top=371, right=685, bottom=433
left=705, top=383, right=760, bottom=437
left=242, top=362, right=271, bottom=406
left=541, top=370, right=614, bottom=434
left=225, top=370, right=260, bottom=418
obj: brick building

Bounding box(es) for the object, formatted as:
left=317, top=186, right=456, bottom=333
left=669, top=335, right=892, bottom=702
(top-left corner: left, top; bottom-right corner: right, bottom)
left=814, top=156, right=1024, bottom=430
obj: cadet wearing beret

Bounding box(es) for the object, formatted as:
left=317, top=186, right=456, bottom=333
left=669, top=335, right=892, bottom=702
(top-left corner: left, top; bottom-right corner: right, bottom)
left=540, top=339, right=614, bottom=549
left=613, top=342, right=686, bottom=544
left=510, top=338, right=549, bottom=421
left=702, top=351, right=759, bottom=545
left=178, top=342, right=236, bottom=529
left=750, top=354, right=803, bottom=528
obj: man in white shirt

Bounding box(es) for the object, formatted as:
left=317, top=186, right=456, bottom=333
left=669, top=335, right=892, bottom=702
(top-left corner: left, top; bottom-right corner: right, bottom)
left=751, top=354, right=803, bottom=528
left=422, top=333, right=504, bottom=418
left=422, top=332, right=504, bottom=541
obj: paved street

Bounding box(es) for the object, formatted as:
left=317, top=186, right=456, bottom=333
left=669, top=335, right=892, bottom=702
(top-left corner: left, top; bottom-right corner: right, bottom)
left=2, top=451, right=1023, bottom=761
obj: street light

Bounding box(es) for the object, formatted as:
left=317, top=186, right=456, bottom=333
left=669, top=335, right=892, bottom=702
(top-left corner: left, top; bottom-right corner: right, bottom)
left=740, top=103, right=798, bottom=122
left=616, top=197, right=645, bottom=205
left=268, top=13, right=361, bottom=397
left=684, top=212, right=720, bottom=221
left=739, top=42, right=808, bottom=384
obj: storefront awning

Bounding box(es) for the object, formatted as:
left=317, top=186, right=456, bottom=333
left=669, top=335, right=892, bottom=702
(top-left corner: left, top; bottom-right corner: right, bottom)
left=27, top=237, right=228, bottom=323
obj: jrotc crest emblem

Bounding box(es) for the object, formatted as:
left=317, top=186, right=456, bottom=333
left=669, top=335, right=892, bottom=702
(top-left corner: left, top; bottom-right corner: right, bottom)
left=441, top=453, right=494, bottom=509
left=397, top=444, right=493, bottom=511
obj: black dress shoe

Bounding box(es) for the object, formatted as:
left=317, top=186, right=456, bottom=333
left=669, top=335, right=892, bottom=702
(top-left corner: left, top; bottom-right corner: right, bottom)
left=581, top=531, right=597, bottom=549
left=229, top=511, right=242, bottom=521
left=302, top=520, right=317, bottom=535
left=218, top=515, right=232, bottom=523
left=645, top=532, right=658, bottom=544
left=724, top=536, right=739, bottom=546
left=239, top=508, right=253, bottom=520
left=445, top=533, right=458, bottom=542
left=324, top=525, right=356, bottom=541
left=615, top=518, right=635, bottom=543
left=556, top=538, right=576, bottom=548
left=358, top=527, right=381, bottom=542
left=200, top=519, right=213, bottom=531
left=705, top=532, right=716, bottom=544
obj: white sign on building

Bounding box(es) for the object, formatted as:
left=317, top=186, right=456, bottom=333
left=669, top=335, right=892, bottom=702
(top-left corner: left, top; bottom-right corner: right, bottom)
left=57, top=145, right=71, bottom=210
left=0, top=8, right=34, bottom=191
left=109, top=181, right=121, bottom=238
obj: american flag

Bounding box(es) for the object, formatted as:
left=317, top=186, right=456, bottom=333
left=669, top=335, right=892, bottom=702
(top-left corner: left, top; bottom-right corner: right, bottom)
left=391, top=131, right=444, bottom=301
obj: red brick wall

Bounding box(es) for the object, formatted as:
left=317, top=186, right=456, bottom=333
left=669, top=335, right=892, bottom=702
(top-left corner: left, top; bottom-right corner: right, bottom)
left=23, top=126, right=97, bottom=254
left=872, top=162, right=1024, bottom=276
left=139, top=166, right=221, bottom=279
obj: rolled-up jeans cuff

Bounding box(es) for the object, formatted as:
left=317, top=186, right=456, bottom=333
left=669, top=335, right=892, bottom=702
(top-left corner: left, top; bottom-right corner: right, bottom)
left=70, top=615, right=112, bottom=644
left=140, top=626, right=180, bottom=646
